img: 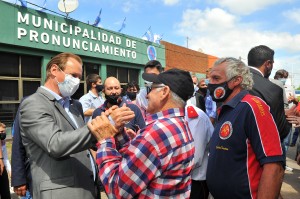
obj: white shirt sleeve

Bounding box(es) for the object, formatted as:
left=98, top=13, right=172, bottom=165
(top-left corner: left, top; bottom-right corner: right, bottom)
left=185, top=104, right=214, bottom=180
left=136, top=88, right=148, bottom=112
left=79, top=94, right=92, bottom=113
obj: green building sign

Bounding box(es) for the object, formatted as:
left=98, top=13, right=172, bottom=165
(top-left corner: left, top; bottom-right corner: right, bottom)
left=0, top=1, right=165, bottom=65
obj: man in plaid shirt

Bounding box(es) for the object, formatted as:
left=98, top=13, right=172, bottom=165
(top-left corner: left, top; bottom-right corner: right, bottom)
left=89, top=68, right=195, bottom=198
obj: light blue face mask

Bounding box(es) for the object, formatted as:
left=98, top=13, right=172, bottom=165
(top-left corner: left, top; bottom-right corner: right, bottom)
left=56, top=72, right=80, bottom=97
left=204, top=79, right=210, bottom=85
left=279, top=78, right=287, bottom=85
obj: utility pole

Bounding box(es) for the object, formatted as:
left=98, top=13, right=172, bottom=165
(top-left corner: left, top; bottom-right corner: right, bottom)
left=186, top=37, right=189, bottom=48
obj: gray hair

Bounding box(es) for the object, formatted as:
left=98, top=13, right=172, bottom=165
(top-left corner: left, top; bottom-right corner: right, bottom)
left=171, top=91, right=186, bottom=107
left=155, top=87, right=186, bottom=107
left=214, top=57, right=253, bottom=90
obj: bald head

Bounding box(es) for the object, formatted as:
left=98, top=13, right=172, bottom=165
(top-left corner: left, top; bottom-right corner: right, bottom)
left=104, top=77, right=122, bottom=95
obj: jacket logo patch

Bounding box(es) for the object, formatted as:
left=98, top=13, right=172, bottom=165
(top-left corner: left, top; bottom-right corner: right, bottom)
left=219, top=121, right=232, bottom=140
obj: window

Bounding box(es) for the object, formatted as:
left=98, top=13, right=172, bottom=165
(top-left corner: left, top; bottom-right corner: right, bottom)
left=0, top=53, right=19, bottom=76
left=0, top=52, right=41, bottom=128
left=0, top=104, right=19, bottom=127
left=73, top=62, right=101, bottom=99
left=23, top=80, right=40, bottom=97
left=21, top=55, right=42, bottom=78
left=0, top=80, right=19, bottom=100
left=85, top=63, right=100, bottom=78
left=118, top=68, right=128, bottom=83
left=128, top=69, right=139, bottom=83
left=107, top=66, right=140, bottom=85
left=107, top=66, right=117, bottom=78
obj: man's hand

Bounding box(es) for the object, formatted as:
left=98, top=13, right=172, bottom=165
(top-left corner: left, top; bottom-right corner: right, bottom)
left=106, top=104, right=135, bottom=131
left=285, top=105, right=297, bottom=116
left=88, top=112, right=119, bottom=142
left=14, top=184, right=27, bottom=197
left=125, top=128, right=137, bottom=139
left=286, top=115, right=300, bottom=127
left=288, top=94, right=298, bottom=104
left=0, top=159, right=4, bottom=175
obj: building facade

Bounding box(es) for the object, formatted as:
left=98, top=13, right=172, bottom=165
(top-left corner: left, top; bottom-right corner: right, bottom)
left=0, top=1, right=219, bottom=129
left=0, top=1, right=165, bottom=127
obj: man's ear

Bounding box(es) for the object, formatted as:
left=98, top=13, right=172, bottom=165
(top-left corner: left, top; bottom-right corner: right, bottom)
left=235, top=76, right=243, bottom=85
left=50, top=64, right=59, bottom=77
left=161, top=86, right=171, bottom=99
left=231, top=76, right=243, bottom=88
left=264, top=60, right=273, bottom=69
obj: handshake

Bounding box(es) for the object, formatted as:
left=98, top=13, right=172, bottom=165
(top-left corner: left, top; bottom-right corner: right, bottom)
left=87, top=104, right=135, bottom=141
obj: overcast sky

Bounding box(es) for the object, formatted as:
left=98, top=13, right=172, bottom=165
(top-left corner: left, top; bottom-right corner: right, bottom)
left=4, top=0, right=300, bottom=87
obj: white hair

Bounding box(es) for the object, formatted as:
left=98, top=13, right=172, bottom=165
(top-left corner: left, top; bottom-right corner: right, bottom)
left=155, top=87, right=186, bottom=107
left=214, top=57, right=253, bottom=90
left=171, top=91, right=186, bottom=107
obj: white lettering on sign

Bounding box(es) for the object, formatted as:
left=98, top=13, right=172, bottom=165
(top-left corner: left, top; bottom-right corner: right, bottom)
left=17, top=28, right=27, bottom=39
left=17, top=11, right=139, bottom=59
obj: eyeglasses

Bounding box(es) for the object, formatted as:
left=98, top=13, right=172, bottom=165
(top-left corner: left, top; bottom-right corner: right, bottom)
left=57, top=65, right=81, bottom=79
left=146, top=85, right=165, bottom=95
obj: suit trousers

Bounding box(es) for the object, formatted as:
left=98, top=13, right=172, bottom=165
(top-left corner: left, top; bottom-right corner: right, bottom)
left=190, top=180, right=209, bottom=199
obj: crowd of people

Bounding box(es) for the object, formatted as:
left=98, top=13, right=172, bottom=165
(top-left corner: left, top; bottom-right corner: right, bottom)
left=0, top=44, right=300, bottom=199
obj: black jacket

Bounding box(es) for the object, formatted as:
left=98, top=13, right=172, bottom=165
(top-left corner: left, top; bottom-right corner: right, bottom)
left=11, top=98, right=32, bottom=194
left=249, top=68, right=291, bottom=140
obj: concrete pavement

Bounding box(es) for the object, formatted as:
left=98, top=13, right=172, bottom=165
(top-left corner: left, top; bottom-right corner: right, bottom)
left=281, top=146, right=300, bottom=199
left=11, top=146, right=300, bottom=199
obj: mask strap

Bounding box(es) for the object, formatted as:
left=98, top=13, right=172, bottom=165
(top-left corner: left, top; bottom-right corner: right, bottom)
left=226, top=76, right=238, bottom=90
left=55, top=65, right=67, bottom=84
left=57, top=65, right=66, bottom=75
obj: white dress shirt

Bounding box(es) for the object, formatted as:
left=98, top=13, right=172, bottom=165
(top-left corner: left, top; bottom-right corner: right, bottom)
left=185, top=102, right=214, bottom=181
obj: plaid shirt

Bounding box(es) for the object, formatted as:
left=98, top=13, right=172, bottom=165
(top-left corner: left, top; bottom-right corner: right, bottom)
left=96, top=108, right=195, bottom=199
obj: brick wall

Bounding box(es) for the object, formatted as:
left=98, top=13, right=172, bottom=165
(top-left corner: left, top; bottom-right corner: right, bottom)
left=161, top=41, right=218, bottom=73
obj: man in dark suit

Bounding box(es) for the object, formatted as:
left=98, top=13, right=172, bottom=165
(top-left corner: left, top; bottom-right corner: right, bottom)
left=248, top=45, right=290, bottom=141
left=19, top=53, right=134, bottom=199
left=11, top=98, right=32, bottom=198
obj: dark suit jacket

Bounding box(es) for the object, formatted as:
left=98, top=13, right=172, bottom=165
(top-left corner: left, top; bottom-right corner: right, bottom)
left=249, top=68, right=291, bottom=140
left=11, top=98, right=32, bottom=193
left=20, top=87, right=97, bottom=199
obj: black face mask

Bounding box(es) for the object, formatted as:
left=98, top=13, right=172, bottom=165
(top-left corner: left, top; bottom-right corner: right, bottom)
left=207, top=81, right=233, bottom=102
left=127, top=92, right=137, bottom=100
left=105, top=94, right=122, bottom=105
left=198, top=87, right=207, bottom=95
left=0, top=133, right=6, bottom=140
left=95, top=85, right=104, bottom=92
